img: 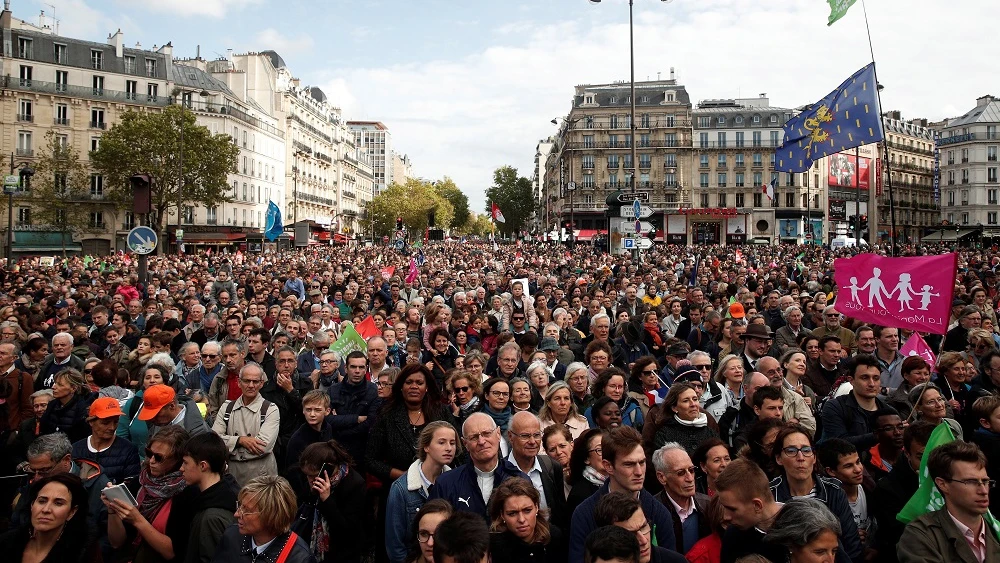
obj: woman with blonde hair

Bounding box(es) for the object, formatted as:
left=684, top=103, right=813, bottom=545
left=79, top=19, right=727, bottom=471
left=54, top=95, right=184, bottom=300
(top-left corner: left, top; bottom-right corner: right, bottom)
left=213, top=475, right=312, bottom=563
left=935, top=351, right=989, bottom=433
left=538, top=381, right=589, bottom=440
left=487, top=477, right=562, bottom=563
left=704, top=354, right=742, bottom=422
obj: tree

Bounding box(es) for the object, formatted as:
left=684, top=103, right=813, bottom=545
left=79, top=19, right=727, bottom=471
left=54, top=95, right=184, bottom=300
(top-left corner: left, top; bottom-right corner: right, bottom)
left=434, top=177, right=470, bottom=229
left=89, top=105, right=239, bottom=251
left=366, top=178, right=455, bottom=238
left=29, top=132, right=97, bottom=256
left=458, top=213, right=494, bottom=238
left=485, top=165, right=533, bottom=236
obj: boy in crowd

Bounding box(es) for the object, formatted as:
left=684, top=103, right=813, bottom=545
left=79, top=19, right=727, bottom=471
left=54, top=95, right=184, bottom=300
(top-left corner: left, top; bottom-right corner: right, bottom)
left=285, top=389, right=334, bottom=469
left=818, top=439, right=876, bottom=550
left=177, top=432, right=238, bottom=563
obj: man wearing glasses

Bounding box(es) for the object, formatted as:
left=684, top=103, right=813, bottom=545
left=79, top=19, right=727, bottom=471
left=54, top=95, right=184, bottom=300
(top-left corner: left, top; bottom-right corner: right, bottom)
left=210, top=363, right=280, bottom=487
left=899, top=441, right=1000, bottom=563
left=504, top=411, right=568, bottom=531
left=195, top=342, right=223, bottom=394
left=811, top=306, right=857, bottom=356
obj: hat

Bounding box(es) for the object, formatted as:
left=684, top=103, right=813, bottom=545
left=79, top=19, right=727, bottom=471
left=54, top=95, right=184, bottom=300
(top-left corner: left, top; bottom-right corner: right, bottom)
left=53, top=300, right=69, bottom=309
left=953, top=298, right=967, bottom=307
left=621, top=323, right=641, bottom=344
left=538, top=337, right=560, bottom=352
left=728, top=302, right=745, bottom=319
left=743, top=323, right=773, bottom=341
left=674, top=365, right=703, bottom=385
left=308, top=289, right=321, bottom=297
left=666, top=341, right=691, bottom=357
left=137, top=384, right=176, bottom=421
left=88, top=397, right=124, bottom=419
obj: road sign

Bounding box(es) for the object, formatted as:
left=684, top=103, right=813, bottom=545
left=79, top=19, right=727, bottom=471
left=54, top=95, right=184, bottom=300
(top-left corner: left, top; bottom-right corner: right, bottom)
left=127, top=226, right=158, bottom=255
left=615, top=192, right=649, bottom=203
left=3, top=175, right=19, bottom=195
left=619, top=205, right=654, bottom=219
left=636, top=238, right=653, bottom=250
left=615, top=219, right=654, bottom=234
left=634, top=220, right=641, bottom=234
left=632, top=199, right=642, bottom=217
left=623, top=238, right=635, bottom=249
left=567, top=181, right=577, bottom=192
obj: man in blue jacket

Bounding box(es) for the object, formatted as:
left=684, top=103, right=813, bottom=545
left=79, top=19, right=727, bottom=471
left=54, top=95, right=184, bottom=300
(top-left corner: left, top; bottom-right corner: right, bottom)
left=569, top=426, right=676, bottom=563
left=428, top=412, right=523, bottom=519
left=326, top=350, right=378, bottom=468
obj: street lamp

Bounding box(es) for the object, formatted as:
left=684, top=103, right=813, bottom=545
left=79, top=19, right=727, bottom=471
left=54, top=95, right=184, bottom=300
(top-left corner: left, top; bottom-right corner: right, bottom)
left=6, top=155, right=34, bottom=261
left=589, top=0, right=672, bottom=195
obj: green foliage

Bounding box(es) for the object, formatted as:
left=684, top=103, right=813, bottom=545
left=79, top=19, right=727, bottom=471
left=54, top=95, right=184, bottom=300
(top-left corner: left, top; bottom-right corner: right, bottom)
left=28, top=131, right=98, bottom=256
left=366, top=178, right=456, bottom=238
left=485, top=165, right=533, bottom=235
left=434, top=177, right=470, bottom=229
left=89, top=105, right=239, bottom=246
left=458, top=213, right=495, bottom=238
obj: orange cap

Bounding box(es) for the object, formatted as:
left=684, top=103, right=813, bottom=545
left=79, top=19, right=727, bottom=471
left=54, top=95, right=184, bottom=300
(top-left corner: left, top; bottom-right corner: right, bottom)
left=88, top=397, right=124, bottom=419
left=138, top=384, right=176, bottom=421
left=728, top=302, right=746, bottom=319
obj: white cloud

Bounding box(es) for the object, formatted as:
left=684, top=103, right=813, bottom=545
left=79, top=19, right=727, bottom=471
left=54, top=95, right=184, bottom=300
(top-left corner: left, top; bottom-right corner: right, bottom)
left=31, top=0, right=140, bottom=42
left=322, top=0, right=993, bottom=212
left=132, top=0, right=261, bottom=18
left=252, top=28, right=315, bottom=55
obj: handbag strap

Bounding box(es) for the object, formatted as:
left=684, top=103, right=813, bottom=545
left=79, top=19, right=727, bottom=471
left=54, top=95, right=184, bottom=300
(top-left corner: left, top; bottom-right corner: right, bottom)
left=276, top=532, right=298, bottom=563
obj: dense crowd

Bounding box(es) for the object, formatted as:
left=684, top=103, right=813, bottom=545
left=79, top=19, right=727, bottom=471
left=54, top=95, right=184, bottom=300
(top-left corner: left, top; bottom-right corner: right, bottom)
left=1, top=240, right=1000, bottom=563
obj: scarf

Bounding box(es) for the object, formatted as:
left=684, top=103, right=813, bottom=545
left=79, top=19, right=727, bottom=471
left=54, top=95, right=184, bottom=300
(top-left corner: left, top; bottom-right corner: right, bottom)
left=459, top=395, right=480, bottom=414
left=674, top=413, right=708, bottom=428
left=644, top=321, right=663, bottom=348
left=482, top=404, right=512, bottom=432
left=583, top=465, right=607, bottom=487
left=310, top=463, right=350, bottom=559
left=136, top=463, right=187, bottom=523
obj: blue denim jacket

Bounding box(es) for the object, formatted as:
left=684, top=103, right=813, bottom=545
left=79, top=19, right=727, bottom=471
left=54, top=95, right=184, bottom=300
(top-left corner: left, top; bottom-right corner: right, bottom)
left=385, top=460, right=451, bottom=563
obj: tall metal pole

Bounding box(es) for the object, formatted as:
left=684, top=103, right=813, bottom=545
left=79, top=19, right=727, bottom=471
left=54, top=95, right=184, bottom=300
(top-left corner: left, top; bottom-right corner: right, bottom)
left=7, top=153, right=14, bottom=261
left=854, top=146, right=861, bottom=242
left=629, top=0, right=637, bottom=195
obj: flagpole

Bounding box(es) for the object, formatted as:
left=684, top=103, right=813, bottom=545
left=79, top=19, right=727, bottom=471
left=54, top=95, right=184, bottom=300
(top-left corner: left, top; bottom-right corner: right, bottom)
left=861, top=0, right=896, bottom=256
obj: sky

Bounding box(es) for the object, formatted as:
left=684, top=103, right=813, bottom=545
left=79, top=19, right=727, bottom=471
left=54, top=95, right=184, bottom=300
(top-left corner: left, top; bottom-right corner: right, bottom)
left=21, top=0, right=996, bottom=213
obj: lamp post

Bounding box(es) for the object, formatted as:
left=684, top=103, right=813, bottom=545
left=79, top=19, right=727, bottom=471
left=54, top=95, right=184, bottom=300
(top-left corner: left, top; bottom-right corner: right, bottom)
left=6, top=154, right=34, bottom=261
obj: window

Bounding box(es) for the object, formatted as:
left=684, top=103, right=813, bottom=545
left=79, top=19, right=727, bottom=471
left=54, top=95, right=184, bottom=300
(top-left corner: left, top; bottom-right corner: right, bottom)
left=17, top=207, right=31, bottom=226
left=753, top=115, right=761, bottom=125
left=700, top=173, right=709, bottom=188
left=962, top=169, right=970, bottom=184
left=736, top=173, right=745, bottom=187
left=962, top=212, right=969, bottom=225
left=664, top=154, right=676, bottom=168
left=989, top=189, right=998, bottom=205
left=752, top=131, right=762, bottom=147
left=665, top=133, right=677, bottom=147
left=609, top=173, right=618, bottom=186
left=990, top=147, right=998, bottom=162
left=700, top=193, right=710, bottom=207
left=55, top=134, right=68, bottom=149
left=962, top=190, right=969, bottom=205
left=990, top=213, right=998, bottom=225
left=125, top=80, right=137, bottom=100
left=785, top=192, right=795, bottom=208
left=665, top=172, right=676, bottom=187
left=718, top=193, right=727, bottom=206
left=699, top=133, right=709, bottom=148
left=610, top=115, right=620, bottom=129
left=55, top=104, right=68, bottom=125
left=802, top=194, right=809, bottom=208
left=989, top=167, right=998, bottom=183
left=948, top=150, right=954, bottom=165
left=770, top=115, right=778, bottom=124
left=770, top=153, right=777, bottom=167
left=585, top=116, right=594, bottom=129
left=753, top=193, right=763, bottom=207
left=90, top=212, right=104, bottom=228
left=948, top=191, right=955, bottom=206
left=90, top=175, right=103, bottom=197
left=666, top=93, right=674, bottom=102
left=735, top=115, right=744, bottom=125
left=639, top=154, right=651, bottom=168
left=55, top=70, right=67, bottom=91
left=145, top=59, right=156, bottom=77
left=250, top=185, right=255, bottom=203
left=19, top=65, right=32, bottom=87
left=17, top=37, right=32, bottom=58
left=948, top=170, right=955, bottom=185
left=607, top=156, right=619, bottom=169
left=735, top=193, right=745, bottom=207
left=770, top=131, right=780, bottom=147
left=147, top=83, right=158, bottom=102
left=665, top=115, right=675, bottom=127
left=243, top=183, right=248, bottom=201
left=18, top=99, right=32, bottom=122
left=962, top=148, right=969, bottom=163
left=623, top=155, right=633, bottom=169
left=716, top=132, right=726, bottom=147
left=639, top=134, right=650, bottom=148
left=123, top=213, right=136, bottom=230
left=91, top=137, right=101, bottom=151
left=182, top=206, right=194, bottom=224
left=584, top=135, right=595, bottom=148
left=92, top=75, right=104, bottom=96
left=700, top=155, right=709, bottom=168
left=91, top=50, right=104, bottom=70
left=16, top=131, right=32, bottom=156
left=609, top=134, right=619, bottom=148
left=787, top=173, right=796, bottom=187
left=698, top=116, right=711, bottom=128
left=91, top=109, right=105, bottom=129
left=124, top=56, right=136, bottom=74
left=641, top=113, right=650, bottom=128
left=718, top=154, right=727, bottom=167
left=582, top=173, right=594, bottom=188
left=718, top=173, right=727, bottom=187
left=232, top=181, right=238, bottom=199
left=242, top=157, right=248, bottom=174
left=753, top=153, right=763, bottom=167
left=753, top=172, right=762, bottom=187
left=736, top=132, right=745, bottom=147
left=582, top=155, right=595, bottom=169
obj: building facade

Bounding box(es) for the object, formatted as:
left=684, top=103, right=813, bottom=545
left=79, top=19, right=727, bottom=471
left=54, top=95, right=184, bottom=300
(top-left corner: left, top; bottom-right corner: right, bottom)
left=877, top=112, right=938, bottom=243
left=532, top=138, right=553, bottom=236
left=937, top=95, right=999, bottom=239
left=348, top=121, right=391, bottom=196
left=389, top=150, right=412, bottom=186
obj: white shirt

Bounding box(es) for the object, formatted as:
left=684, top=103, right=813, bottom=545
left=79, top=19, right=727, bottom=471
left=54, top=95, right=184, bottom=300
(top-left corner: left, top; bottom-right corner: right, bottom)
left=665, top=492, right=695, bottom=523
left=474, top=460, right=499, bottom=505
left=251, top=537, right=276, bottom=556
left=86, top=436, right=112, bottom=454
left=170, top=405, right=186, bottom=426
left=508, top=452, right=548, bottom=510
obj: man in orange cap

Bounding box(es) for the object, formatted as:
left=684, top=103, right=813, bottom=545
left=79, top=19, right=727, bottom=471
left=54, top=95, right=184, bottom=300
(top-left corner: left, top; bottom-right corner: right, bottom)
left=70, top=396, right=140, bottom=484
left=137, top=383, right=209, bottom=437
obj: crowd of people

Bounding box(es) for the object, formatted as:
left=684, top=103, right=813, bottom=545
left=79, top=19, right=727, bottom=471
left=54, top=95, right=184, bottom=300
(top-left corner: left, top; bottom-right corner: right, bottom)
left=1, top=240, right=1000, bottom=563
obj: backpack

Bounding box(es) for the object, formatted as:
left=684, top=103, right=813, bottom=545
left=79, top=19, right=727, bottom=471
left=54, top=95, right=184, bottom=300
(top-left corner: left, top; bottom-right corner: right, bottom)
left=222, top=397, right=272, bottom=432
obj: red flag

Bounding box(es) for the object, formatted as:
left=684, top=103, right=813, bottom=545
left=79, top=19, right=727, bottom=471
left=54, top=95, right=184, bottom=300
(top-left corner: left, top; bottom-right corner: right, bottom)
left=833, top=253, right=956, bottom=335
left=380, top=266, right=395, bottom=279
left=355, top=316, right=380, bottom=340
left=405, top=258, right=419, bottom=284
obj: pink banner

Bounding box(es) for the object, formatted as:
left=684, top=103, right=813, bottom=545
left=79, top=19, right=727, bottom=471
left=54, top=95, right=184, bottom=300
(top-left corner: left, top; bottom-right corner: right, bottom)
left=833, top=253, right=957, bottom=335
left=900, top=333, right=937, bottom=368
left=405, top=259, right=418, bottom=284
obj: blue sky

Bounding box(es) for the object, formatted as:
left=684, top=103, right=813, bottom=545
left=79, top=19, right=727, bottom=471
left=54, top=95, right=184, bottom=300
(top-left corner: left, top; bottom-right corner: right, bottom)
left=23, top=0, right=995, bottom=213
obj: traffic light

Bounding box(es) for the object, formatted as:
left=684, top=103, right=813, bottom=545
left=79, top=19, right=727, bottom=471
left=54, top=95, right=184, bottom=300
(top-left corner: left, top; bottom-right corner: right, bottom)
left=396, top=217, right=403, bottom=230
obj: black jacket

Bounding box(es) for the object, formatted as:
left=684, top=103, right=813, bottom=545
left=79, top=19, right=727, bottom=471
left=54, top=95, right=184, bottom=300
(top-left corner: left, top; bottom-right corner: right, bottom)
left=489, top=528, right=565, bottom=563
left=286, top=418, right=336, bottom=469
left=259, top=376, right=303, bottom=460
left=504, top=455, right=569, bottom=533
left=292, top=468, right=370, bottom=563
left=654, top=489, right=711, bottom=553
left=212, top=525, right=314, bottom=563
left=40, top=391, right=97, bottom=444
left=70, top=435, right=141, bottom=485
left=819, top=392, right=890, bottom=450
left=970, top=428, right=1000, bottom=516
left=366, top=404, right=455, bottom=483
left=770, top=474, right=862, bottom=563
left=171, top=476, right=238, bottom=563
left=327, top=379, right=378, bottom=467
left=872, top=456, right=919, bottom=563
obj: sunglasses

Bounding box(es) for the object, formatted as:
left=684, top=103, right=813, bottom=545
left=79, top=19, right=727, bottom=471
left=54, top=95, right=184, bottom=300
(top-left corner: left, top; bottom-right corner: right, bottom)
left=454, top=386, right=471, bottom=393
left=201, top=354, right=219, bottom=359
left=144, top=448, right=168, bottom=463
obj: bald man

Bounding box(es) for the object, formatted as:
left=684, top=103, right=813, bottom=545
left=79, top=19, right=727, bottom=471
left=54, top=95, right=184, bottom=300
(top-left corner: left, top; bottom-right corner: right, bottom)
left=757, top=356, right=816, bottom=434
left=718, top=372, right=770, bottom=449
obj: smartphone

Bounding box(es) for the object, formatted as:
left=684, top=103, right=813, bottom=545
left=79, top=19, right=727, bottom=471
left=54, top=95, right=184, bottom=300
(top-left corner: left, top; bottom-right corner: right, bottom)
left=317, top=463, right=332, bottom=479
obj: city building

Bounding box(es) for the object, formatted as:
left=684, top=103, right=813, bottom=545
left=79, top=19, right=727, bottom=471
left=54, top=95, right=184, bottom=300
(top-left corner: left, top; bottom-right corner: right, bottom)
left=544, top=74, right=694, bottom=248
left=349, top=121, right=391, bottom=196
left=877, top=112, right=938, bottom=243
left=934, top=95, right=999, bottom=243
left=389, top=150, right=412, bottom=186
left=532, top=138, right=553, bottom=236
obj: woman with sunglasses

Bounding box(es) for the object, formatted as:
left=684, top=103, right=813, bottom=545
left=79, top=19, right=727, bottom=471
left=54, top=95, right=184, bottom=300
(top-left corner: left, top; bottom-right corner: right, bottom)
left=103, top=425, right=191, bottom=563
left=447, top=371, right=482, bottom=426
left=627, top=356, right=663, bottom=420
left=769, top=424, right=862, bottom=562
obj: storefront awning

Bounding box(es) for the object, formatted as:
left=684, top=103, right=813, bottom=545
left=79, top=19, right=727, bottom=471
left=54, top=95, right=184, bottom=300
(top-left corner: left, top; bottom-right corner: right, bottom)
left=14, top=245, right=82, bottom=253
left=575, top=229, right=607, bottom=242
left=925, top=229, right=978, bottom=242
left=182, top=233, right=247, bottom=243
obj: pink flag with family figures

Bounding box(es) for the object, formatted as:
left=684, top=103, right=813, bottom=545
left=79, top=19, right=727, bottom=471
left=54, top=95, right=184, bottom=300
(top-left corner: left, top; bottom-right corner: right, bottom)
left=900, top=332, right=937, bottom=367
left=833, top=253, right=957, bottom=334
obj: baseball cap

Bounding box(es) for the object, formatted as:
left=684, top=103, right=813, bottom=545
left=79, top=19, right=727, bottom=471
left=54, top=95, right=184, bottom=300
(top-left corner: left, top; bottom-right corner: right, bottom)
left=138, top=384, right=176, bottom=421
left=728, top=302, right=745, bottom=319
left=53, top=300, right=69, bottom=309
left=88, top=397, right=124, bottom=419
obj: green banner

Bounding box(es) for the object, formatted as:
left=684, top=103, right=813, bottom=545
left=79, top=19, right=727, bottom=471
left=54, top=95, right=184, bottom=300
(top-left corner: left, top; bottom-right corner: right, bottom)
left=827, top=0, right=857, bottom=25
left=330, top=324, right=368, bottom=358
left=897, top=422, right=1000, bottom=539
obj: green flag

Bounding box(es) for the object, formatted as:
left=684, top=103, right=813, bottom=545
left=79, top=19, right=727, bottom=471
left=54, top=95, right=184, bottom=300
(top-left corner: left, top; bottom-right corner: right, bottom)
left=827, top=0, right=857, bottom=25
left=897, top=422, right=1000, bottom=539
left=330, top=324, right=368, bottom=359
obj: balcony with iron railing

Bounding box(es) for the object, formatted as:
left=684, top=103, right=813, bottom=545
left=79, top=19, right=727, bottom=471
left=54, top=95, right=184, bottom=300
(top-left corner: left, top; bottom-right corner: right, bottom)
left=53, top=117, right=69, bottom=126
left=15, top=148, right=33, bottom=157
left=293, top=140, right=313, bottom=155
left=181, top=99, right=285, bottom=138
left=288, top=113, right=333, bottom=144
left=16, top=113, right=33, bottom=122
left=2, top=76, right=170, bottom=107
left=90, top=121, right=106, bottom=129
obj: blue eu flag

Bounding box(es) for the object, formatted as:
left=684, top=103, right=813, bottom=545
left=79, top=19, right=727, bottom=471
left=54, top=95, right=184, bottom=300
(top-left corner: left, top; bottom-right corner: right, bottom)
left=264, top=200, right=283, bottom=241
left=775, top=63, right=883, bottom=173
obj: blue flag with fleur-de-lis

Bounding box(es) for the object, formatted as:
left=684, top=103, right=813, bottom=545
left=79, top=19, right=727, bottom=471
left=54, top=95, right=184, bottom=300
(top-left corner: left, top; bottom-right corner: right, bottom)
left=775, top=63, right=883, bottom=173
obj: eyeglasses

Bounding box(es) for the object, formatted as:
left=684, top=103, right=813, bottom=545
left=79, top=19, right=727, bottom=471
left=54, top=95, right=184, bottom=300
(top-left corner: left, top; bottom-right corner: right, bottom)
left=490, top=390, right=510, bottom=398
left=319, top=359, right=336, bottom=365
left=235, top=502, right=260, bottom=516
left=514, top=432, right=542, bottom=441
left=641, top=369, right=658, bottom=376
left=693, top=364, right=712, bottom=371
left=465, top=428, right=497, bottom=443
left=454, top=386, right=470, bottom=393
left=588, top=446, right=603, bottom=455
left=27, top=464, right=57, bottom=477
left=944, top=478, right=996, bottom=489
left=417, top=530, right=435, bottom=543
left=144, top=448, right=169, bottom=463
left=201, top=354, right=219, bottom=359
left=375, top=381, right=390, bottom=388
left=825, top=314, right=840, bottom=318
left=923, top=397, right=947, bottom=406
left=781, top=446, right=815, bottom=458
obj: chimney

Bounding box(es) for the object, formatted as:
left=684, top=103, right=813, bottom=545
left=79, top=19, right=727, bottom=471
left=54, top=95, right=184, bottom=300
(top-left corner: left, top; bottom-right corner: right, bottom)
left=977, top=95, right=996, bottom=107
left=157, top=41, right=173, bottom=58
left=669, top=67, right=675, bottom=80
left=196, top=44, right=200, bottom=59
left=109, top=28, right=123, bottom=58
left=227, top=48, right=234, bottom=61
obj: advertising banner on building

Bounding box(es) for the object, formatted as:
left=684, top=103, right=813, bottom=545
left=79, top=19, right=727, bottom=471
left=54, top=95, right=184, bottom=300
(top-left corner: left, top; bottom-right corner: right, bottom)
left=829, top=199, right=847, bottom=221
left=828, top=153, right=871, bottom=189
